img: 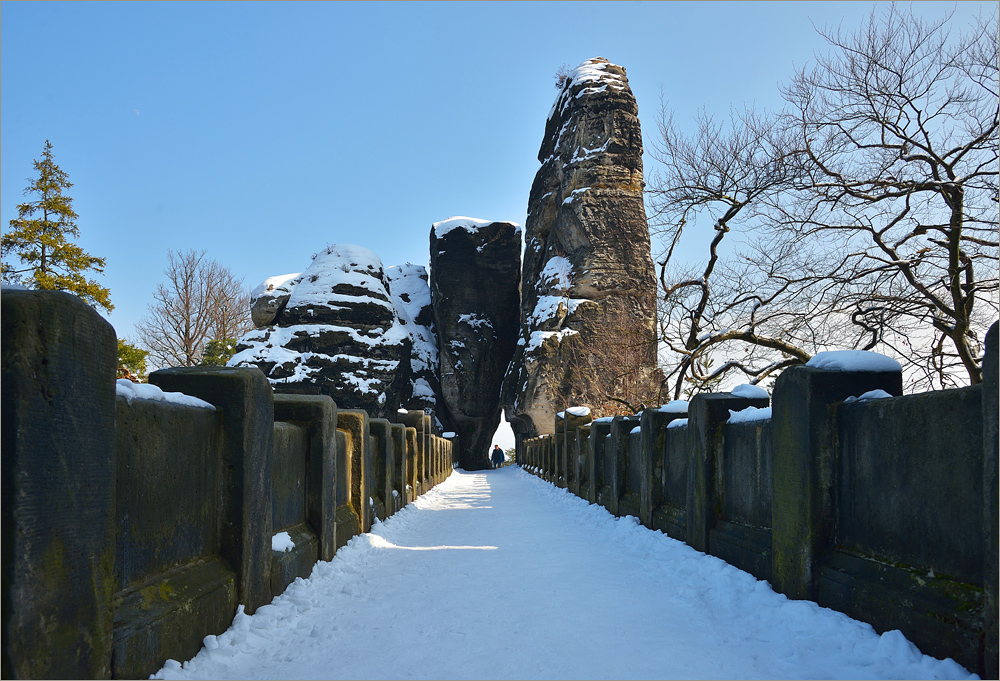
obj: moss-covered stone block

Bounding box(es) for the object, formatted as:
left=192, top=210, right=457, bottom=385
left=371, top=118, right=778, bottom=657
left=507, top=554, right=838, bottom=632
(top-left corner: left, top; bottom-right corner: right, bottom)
left=638, top=410, right=672, bottom=528
left=369, top=419, right=392, bottom=521
left=149, top=366, right=275, bottom=615
left=815, top=550, right=983, bottom=675
left=336, top=410, right=370, bottom=533
left=113, top=395, right=229, bottom=677
left=606, top=416, right=639, bottom=516
left=112, top=557, right=236, bottom=680
left=390, top=424, right=406, bottom=514
left=686, top=393, right=769, bottom=553
left=619, top=426, right=643, bottom=519
left=403, top=427, right=418, bottom=502
left=272, top=422, right=308, bottom=532
left=588, top=421, right=612, bottom=505
left=575, top=424, right=592, bottom=501
left=273, top=395, right=338, bottom=562
left=394, top=410, right=428, bottom=489
left=770, top=364, right=901, bottom=601
left=558, top=411, right=591, bottom=496
left=2, top=289, right=117, bottom=679
left=984, top=321, right=998, bottom=680
left=269, top=522, right=319, bottom=598
left=114, top=398, right=220, bottom=592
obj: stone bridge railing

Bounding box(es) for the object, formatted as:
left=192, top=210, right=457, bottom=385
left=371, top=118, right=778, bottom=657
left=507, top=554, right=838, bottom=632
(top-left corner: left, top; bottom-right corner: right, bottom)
left=520, top=323, right=998, bottom=679
left=2, top=289, right=456, bottom=679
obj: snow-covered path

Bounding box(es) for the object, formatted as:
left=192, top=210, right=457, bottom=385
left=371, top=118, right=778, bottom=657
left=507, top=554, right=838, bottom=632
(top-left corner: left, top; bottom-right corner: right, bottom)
left=155, top=467, right=975, bottom=680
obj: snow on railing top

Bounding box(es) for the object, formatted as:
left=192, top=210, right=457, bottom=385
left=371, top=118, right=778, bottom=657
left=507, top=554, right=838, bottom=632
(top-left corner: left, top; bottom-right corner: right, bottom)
left=728, top=406, right=772, bottom=424
left=658, top=400, right=689, bottom=414
left=116, top=379, right=215, bottom=410
left=806, top=350, right=901, bottom=372
left=843, top=389, right=894, bottom=403
left=731, top=384, right=769, bottom=399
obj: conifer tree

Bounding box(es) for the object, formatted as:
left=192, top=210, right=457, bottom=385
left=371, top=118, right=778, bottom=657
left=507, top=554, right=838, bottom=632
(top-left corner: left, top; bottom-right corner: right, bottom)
left=1, top=140, right=113, bottom=312
left=117, top=338, right=149, bottom=381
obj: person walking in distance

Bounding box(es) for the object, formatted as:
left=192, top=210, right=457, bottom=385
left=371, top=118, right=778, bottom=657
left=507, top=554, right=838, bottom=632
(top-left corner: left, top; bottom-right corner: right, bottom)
left=491, top=445, right=504, bottom=469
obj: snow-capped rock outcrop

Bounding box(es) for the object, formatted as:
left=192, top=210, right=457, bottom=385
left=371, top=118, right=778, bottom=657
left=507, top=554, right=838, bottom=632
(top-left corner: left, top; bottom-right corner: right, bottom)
left=229, top=245, right=412, bottom=418
left=502, top=57, right=662, bottom=437
left=430, top=217, right=521, bottom=470
left=250, top=273, right=299, bottom=328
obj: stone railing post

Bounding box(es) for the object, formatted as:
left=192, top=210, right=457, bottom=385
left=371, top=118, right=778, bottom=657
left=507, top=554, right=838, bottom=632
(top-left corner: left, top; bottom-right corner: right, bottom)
left=770, top=360, right=902, bottom=600
left=272, top=395, right=338, bottom=562
left=606, top=416, right=640, bottom=516
left=150, top=366, right=275, bottom=615
left=576, top=424, right=592, bottom=501
left=390, top=424, right=406, bottom=514
left=369, top=419, right=393, bottom=522
left=589, top=420, right=613, bottom=506
left=564, top=411, right=593, bottom=496
left=394, top=411, right=428, bottom=494
left=544, top=434, right=555, bottom=482
left=553, top=418, right=567, bottom=488
left=432, top=433, right=442, bottom=483
left=335, top=410, right=371, bottom=533
left=404, top=427, right=418, bottom=502
left=2, top=290, right=117, bottom=679
left=983, top=321, right=998, bottom=681
left=638, top=409, right=674, bottom=529
left=686, top=393, right=769, bottom=553
left=331, top=430, right=358, bottom=548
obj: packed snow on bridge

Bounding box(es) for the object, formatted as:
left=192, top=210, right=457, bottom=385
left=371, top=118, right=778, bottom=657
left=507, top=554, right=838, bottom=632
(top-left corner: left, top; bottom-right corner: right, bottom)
left=153, top=468, right=976, bottom=681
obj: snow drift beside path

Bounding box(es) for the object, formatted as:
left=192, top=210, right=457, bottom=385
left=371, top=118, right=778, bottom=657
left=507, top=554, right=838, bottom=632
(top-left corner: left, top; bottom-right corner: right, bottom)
left=154, top=468, right=975, bottom=681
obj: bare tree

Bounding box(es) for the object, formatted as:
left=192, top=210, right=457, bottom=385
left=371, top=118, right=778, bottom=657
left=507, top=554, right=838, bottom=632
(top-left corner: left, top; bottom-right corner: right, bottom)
left=647, top=106, right=811, bottom=398
left=648, top=5, right=998, bottom=395
left=137, top=249, right=252, bottom=368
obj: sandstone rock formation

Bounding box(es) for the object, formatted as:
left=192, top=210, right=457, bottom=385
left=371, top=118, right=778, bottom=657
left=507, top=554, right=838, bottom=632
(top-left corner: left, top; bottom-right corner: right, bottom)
left=250, top=273, right=299, bottom=328
left=230, top=245, right=411, bottom=418
left=502, top=57, right=662, bottom=438
left=384, top=263, right=440, bottom=415
left=430, top=217, right=521, bottom=470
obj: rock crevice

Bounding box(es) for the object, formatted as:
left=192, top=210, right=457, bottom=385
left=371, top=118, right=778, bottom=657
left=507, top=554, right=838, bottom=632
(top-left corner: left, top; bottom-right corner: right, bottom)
left=430, top=217, right=522, bottom=470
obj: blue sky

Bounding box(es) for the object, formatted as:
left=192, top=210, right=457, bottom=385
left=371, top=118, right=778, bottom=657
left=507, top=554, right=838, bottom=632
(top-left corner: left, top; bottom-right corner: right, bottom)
left=2, top=1, right=991, bottom=344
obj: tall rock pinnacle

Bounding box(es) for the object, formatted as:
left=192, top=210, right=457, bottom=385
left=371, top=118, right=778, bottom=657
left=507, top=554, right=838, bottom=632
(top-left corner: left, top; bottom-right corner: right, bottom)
left=502, top=57, right=662, bottom=437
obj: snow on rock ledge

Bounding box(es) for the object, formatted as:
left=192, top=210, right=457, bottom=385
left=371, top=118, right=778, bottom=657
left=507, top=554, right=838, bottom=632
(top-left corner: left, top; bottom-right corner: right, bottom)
left=432, top=216, right=522, bottom=239
left=251, top=272, right=301, bottom=328
left=384, top=263, right=440, bottom=413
